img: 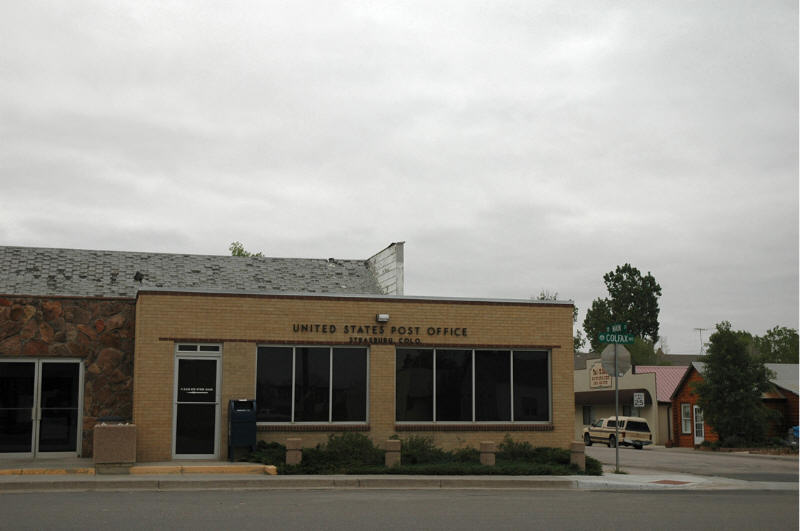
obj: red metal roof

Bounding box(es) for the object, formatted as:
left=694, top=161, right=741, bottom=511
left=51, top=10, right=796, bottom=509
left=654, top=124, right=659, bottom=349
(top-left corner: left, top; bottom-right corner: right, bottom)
left=634, top=366, right=690, bottom=403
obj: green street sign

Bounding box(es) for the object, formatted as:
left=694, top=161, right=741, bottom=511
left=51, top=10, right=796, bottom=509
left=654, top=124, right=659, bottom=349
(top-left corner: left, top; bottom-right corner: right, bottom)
left=598, top=332, right=635, bottom=344
left=605, top=323, right=628, bottom=334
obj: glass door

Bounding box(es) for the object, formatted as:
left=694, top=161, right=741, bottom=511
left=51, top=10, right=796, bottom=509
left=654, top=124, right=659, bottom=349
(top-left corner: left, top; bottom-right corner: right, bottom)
left=0, top=360, right=82, bottom=457
left=174, top=357, right=220, bottom=458
left=38, top=362, right=81, bottom=453
left=0, top=362, right=36, bottom=456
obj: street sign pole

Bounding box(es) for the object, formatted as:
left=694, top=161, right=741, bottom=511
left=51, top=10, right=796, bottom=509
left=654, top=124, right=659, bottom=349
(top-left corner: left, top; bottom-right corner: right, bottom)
left=598, top=322, right=630, bottom=475
left=614, top=342, right=619, bottom=473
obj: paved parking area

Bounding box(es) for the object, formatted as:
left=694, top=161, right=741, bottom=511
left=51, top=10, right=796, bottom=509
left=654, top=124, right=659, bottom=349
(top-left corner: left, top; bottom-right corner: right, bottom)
left=586, top=444, right=799, bottom=482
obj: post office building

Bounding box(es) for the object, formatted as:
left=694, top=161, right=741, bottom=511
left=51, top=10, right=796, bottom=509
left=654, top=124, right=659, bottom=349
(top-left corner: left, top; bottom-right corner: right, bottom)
left=0, top=243, right=575, bottom=461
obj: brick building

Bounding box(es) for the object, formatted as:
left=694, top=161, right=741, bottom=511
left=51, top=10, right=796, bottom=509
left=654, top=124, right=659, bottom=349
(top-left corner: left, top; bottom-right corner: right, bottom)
left=0, top=243, right=575, bottom=461
left=670, top=362, right=799, bottom=447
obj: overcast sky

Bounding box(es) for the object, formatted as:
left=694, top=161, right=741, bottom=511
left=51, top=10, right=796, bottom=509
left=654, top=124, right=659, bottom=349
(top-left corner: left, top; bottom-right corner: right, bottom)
left=1, top=1, right=797, bottom=354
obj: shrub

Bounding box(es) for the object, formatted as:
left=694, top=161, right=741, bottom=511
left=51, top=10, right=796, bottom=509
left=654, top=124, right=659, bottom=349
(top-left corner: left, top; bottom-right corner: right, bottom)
left=451, top=446, right=480, bottom=463
left=497, top=435, right=570, bottom=465
left=249, top=440, right=286, bottom=466
left=720, top=435, right=749, bottom=448
left=401, top=435, right=449, bottom=465
left=497, top=434, right=535, bottom=460
left=583, top=456, right=602, bottom=476
left=247, top=435, right=601, bottom=476
left=290, top=433, right=385, bottom=474
left=323, top=432, right=385, bottom=466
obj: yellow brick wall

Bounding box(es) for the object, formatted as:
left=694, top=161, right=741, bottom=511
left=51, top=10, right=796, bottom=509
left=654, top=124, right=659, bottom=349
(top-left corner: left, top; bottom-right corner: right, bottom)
left=133, top=292, right=574, bottom=460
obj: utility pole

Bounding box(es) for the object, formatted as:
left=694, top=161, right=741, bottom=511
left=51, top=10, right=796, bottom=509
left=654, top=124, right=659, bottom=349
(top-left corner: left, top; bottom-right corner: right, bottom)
left=693, top=327, right=708, bottom=355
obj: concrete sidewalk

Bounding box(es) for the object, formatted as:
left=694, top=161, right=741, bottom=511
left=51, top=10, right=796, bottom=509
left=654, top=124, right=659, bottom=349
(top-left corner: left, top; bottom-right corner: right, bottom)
left=0, top=459, right=796, bottom=493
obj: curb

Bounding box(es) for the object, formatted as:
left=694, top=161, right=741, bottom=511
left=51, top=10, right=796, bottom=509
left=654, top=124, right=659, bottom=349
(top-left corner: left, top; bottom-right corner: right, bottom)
left=0, top=465, right=277, bottom=477
left=0, top=475, right=578, bottom=493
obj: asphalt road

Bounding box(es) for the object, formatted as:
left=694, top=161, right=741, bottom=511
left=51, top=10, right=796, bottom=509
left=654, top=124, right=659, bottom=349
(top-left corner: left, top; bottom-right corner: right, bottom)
left=0, top=489, right=796, bottom=530
left=585, top=445, right=799, bottom=482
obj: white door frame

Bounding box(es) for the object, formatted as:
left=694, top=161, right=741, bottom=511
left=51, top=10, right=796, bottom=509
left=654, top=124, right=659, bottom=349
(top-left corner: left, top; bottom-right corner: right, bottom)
left=693, top=405, right=705, bottom=445
left=0, top=358, right=84, bottom=458
left=172, top=351, right=222, bottom=459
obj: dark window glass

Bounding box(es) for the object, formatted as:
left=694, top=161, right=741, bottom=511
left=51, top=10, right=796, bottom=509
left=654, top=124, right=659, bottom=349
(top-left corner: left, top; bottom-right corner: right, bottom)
left=607, top=420, right=617, bottom=428
left=256, top=347, right=293, bottom=422
left=582, top=405, right=592, bottom=425
left=0, top=363, right=35, bottom=453
left=0, top=362, right=35, bottom=409
left=435, top=350, right=472, bottom=421
left=512, top=350, right=549, bottom=421
left=0, top=409, right=33, bottom=452
left=175, top=404, right=216, bottom=454
left=177, top=359, right=217, bottom=403
left=199, top=345, right=220, bottom=352
left=177, top=344, right=197, bottom=351
left=332, top=348, right=367, bottom=422
left=294, top=347, right=330, bottom=422
left=396, top=349, right=433, bottom=421
left=40, top=363, right=80, bottom=408
left=38, top=408, right=79, bottom=452
left=627, top=421, right=650, bottom=432
left=475, top=350, right=510, bottom=421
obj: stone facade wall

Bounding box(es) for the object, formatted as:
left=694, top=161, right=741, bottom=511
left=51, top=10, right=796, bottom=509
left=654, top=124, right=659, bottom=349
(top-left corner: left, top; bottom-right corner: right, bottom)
left=134, top=291, right=573, bottom=461
left=0, top=296, right=135, bottom=456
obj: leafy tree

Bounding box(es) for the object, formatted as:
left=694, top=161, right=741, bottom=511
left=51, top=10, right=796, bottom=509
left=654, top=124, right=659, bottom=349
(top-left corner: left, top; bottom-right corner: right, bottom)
left=583, top=299, right=612, bottom=352
left=695, top=321, right=775, bottom=445
left=627, top=337, right=671, bottom=366
left=229, top=241, right=263, bottom=257
left=753, top=326, right=799, bottom=363
left=535, top=290, right=586, bottom=352
left=583, top=264, right=662, bottom=352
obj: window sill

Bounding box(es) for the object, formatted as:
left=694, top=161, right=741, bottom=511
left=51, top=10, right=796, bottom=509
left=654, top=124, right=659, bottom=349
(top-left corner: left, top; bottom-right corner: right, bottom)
left=395, top=423, right=554, bottom=432
left=257, top=424, right=370, bottom=432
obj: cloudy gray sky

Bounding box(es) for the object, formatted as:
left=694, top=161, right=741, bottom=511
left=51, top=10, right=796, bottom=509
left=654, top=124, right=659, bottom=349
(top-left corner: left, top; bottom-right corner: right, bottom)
left=1, top=1, right=797, bottom=354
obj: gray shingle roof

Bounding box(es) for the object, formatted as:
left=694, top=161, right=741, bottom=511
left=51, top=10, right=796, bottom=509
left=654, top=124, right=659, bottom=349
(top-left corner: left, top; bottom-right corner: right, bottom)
left=765, top=363, right=799, bottom=395
left=0, top=246, right=383, bottom=298
left=691, top=361, right=799, bottom=397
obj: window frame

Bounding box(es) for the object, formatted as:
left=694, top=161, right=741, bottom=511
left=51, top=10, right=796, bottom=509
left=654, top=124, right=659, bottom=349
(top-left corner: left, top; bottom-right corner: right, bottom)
left=395, top=347, right=552, bottom=424
left=681, top=403, right=692, bottom=434
left=255, top=345, right=369, bottom=425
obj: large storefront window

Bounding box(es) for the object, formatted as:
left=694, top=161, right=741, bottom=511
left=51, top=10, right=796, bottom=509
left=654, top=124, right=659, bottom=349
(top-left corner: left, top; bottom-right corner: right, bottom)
left=256, top=346, right=367, bottom=423
left=396, top=348, right=550, bottom=423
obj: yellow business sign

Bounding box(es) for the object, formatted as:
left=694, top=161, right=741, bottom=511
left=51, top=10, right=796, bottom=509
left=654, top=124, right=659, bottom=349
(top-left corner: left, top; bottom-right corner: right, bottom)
left=590, top=362, right=611, bottom=388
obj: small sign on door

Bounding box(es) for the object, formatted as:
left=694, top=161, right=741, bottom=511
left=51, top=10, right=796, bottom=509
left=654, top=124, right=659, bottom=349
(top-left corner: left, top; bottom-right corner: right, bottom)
left=633, top=392, right=645, bottom=408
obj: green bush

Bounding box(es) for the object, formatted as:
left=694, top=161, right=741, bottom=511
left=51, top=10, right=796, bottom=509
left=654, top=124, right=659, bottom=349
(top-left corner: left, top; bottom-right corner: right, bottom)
left=288, top=433, right=385, bottom=474
left=323, top=432, right=385, bottom=466
left=247, top=434, right=601, bottom=476
left=584, top=456, right=602, bottom=475
left=249, top=440, right=286, bottom=466
left=497, top=434, right=535, bottom=460
left=451, top=446, right=480, bottom=463
left=720, top=435, right=749, bottom=448
left=497, top=435, right=570, bottom=465
left=401, top=435, right=450, bottom=464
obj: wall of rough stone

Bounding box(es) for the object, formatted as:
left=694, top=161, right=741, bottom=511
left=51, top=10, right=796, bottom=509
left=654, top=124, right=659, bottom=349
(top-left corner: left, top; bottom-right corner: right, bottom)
left=0, top=296, right=135, bottom=456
